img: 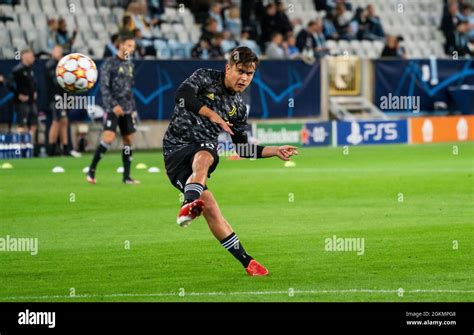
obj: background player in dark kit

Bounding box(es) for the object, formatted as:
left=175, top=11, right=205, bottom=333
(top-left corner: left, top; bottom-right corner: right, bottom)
left=7, top=49, right=39, bottom=155
left=163, top=47, right=298, bottom=276
left=87, top=36, right=140, bottom=185
left=45, top=45, right=71, bottom=156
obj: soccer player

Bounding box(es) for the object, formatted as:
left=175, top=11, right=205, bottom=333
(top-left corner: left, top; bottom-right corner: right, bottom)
left=45, top=45, right=69, bottom=156
left=163, top=47, right=298, bottom=276
left=7, top=49, right=38, bottom=155
left=87, top=36, right=139, bottom=185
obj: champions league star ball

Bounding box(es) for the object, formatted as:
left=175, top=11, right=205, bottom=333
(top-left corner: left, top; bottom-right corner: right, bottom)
left=56, top=53, right=98, bottom=93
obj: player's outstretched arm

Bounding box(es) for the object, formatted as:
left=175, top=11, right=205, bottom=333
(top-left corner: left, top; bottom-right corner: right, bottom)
left=230, top=129, right=297, bottom=160
left=261, top=145, right=299, bottom=161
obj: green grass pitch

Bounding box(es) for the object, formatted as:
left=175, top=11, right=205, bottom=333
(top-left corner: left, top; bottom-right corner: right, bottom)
left=0, top=142, right=472, bottom=302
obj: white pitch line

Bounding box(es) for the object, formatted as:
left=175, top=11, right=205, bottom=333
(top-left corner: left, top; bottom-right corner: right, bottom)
left=0, top=292, right=178, bottom=300
left=1, top=289, right=473, bottom=301
left=243, top=167, right=474, bottom=173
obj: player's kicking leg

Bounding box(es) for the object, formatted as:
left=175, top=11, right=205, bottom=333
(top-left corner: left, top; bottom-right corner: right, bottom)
left=200, top=189, right=269, bottom=276
left=86, top=130, right=115, bottom=184
left=176, top=150, right=212, bottom=226
left=122, top=133, right=139, bottom=185
left=174, top=150, right=268, bottom=275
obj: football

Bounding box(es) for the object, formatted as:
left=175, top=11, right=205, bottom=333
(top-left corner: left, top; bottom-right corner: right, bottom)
left=56, top=53, right=98, bottom=93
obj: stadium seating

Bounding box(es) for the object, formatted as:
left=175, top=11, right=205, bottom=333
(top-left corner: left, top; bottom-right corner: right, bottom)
left=0, top=0, right=456, bottom=60
left=283, top=0, right=446, bottom=58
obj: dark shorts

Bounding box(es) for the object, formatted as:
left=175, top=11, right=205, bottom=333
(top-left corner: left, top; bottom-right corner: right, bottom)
left=50, top=102, right=68, bottom=121
left=16, top=103, right=38, bottom=127
left=103, top=112, right=137, bottom=135
left=164, top=142, right=219, bottom=192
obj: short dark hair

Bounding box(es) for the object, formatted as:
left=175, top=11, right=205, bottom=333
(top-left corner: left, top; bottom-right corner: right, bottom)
left=118, top=35, right=135, bottom=44
left=20, top=48, right=33, bottom=56
left=122, top=15, right=131, bottom=25
left=228, top=46, right=259, bottom=68
left=206, top=17, right=218, bottom=26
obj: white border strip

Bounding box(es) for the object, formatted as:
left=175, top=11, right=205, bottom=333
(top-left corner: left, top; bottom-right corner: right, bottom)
left=1, top=289, right=473, bottom=301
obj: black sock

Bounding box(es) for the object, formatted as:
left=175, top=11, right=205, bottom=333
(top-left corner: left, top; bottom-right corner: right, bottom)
left=89, top=140, right=109, bottom=178
left=62, top=144, right=69, bottom=155
left=122, top=145, right=132, bottom=180
left=220, top=232, right=253, bottom=268
left=47, top=143, right=56, bottom=156
left=33, top=144, right=40, bottom=157
left=183, top=183, right=204, bottom=204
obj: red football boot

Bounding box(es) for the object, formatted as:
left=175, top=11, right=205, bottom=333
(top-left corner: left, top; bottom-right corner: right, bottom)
left=177, top=199, right=205, bottom=227
left=245, top=259, right=269, bottom=276
left=86, top=173, right=96, bottom=184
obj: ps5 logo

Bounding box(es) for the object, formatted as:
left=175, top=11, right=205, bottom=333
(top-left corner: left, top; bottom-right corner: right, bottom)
left=347, top=122, right=398, bottom=145
left=364, top=123, right=397, bottom=141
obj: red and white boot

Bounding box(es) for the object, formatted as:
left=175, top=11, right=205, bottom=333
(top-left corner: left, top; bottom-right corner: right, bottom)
left=176, top=199, right=205, bottom=227
left=245, top=259, right=269, bottom=276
